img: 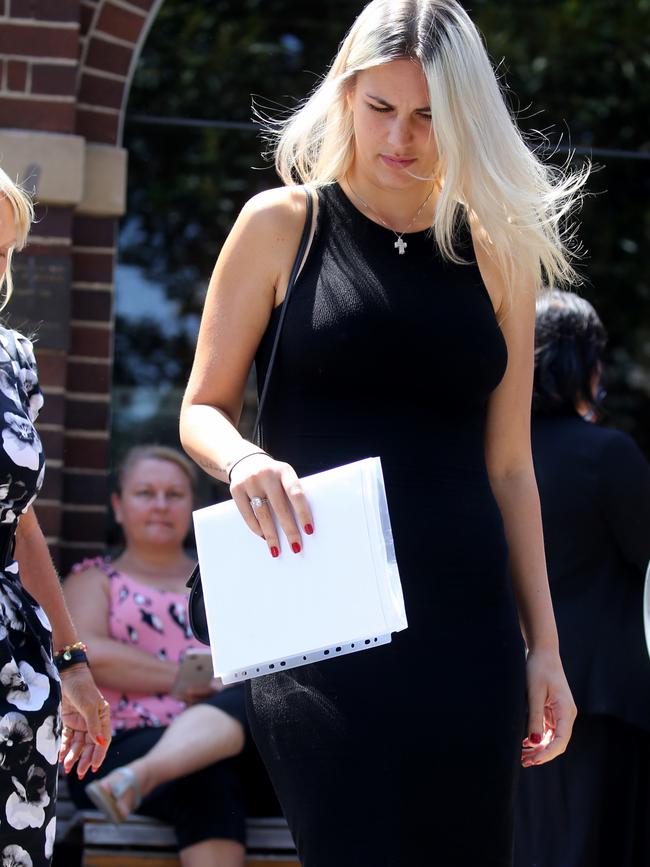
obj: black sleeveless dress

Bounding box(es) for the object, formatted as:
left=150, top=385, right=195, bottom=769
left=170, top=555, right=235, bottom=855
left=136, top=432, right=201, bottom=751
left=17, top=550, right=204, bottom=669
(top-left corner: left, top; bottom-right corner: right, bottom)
left=248, top=184, right=527, bottom=866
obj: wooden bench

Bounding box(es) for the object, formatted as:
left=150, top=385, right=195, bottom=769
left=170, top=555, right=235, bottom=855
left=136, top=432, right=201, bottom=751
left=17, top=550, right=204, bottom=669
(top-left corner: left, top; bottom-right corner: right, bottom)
left=56, top=776, right=299, bottom=867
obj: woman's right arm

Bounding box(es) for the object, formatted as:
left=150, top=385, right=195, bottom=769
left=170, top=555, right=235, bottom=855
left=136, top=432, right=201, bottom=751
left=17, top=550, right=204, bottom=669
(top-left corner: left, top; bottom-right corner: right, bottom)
left=62, top=567, right=179, bottom=693
left=180, top=187, right=313, bottom=556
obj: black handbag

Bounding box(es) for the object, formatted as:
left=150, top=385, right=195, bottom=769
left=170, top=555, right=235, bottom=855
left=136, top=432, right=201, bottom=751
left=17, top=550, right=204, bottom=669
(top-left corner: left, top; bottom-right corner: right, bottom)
left=186, top=189, right=314, bottom=645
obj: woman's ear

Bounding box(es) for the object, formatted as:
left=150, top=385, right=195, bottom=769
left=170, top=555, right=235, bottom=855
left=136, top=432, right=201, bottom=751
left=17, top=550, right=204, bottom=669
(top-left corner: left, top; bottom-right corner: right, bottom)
left=110, top=492, right=123, bottom=525
left=344, top=77, right=356, bottom=113
left=591, top=362, right=603, bottom=399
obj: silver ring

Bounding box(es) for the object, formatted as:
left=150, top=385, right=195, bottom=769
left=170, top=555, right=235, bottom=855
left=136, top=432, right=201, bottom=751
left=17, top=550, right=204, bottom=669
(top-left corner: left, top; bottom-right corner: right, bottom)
left=250, top=496, right=269, bottom=509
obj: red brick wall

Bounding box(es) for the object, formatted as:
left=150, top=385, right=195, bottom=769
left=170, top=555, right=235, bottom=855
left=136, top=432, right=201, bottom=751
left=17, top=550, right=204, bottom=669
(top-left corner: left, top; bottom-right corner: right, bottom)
left=62, top=213, right=115, bottom=568
left=26, top=205, right=75, bottom=564
left=0, top=0, right=162, bottom=571
left=0, top=1, right=78, bottom=132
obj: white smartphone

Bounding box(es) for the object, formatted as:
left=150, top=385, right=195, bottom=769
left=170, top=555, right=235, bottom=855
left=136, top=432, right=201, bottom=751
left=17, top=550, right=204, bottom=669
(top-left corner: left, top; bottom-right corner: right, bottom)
left=170, top=648, right=215, bottom=698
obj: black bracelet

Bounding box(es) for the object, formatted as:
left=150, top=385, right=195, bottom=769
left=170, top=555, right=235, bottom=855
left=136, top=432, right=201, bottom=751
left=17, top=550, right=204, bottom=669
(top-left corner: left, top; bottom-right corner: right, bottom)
left=54, top=649, right=89, bottom=672
left=227, top=451, right=270, bottom=483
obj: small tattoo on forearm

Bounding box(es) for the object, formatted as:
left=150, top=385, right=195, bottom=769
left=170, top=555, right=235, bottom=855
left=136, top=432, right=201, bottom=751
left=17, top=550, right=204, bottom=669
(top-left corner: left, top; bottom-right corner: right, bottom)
left=197, top=457, right=225, bottom=473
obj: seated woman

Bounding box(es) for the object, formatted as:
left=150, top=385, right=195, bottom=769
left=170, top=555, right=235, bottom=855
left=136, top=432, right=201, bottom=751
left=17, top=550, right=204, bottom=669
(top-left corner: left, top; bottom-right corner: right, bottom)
left=64, top=445, right=253, bottom=867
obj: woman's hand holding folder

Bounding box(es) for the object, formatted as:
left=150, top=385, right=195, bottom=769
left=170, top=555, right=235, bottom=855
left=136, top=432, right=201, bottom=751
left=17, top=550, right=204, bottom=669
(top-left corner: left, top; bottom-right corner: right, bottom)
left=228, top=453, right=315, bottom=558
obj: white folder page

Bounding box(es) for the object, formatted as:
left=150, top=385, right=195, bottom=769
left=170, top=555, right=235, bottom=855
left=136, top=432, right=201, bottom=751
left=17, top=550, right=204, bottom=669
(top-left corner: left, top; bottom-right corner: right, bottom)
left=193, top=457, right=407, bottom=683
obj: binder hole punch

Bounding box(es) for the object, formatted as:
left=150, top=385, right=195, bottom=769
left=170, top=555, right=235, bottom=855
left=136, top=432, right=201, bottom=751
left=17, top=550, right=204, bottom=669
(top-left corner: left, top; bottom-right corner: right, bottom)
left=226, top=634, right=395, bottom=683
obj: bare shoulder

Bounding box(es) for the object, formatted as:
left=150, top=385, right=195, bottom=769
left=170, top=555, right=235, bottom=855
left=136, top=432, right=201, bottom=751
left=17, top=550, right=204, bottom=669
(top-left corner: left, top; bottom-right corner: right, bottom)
left=226, top=185, right=314, bottom=305
left=238, top=185, right=310, bottom=242
left=63, top=562, right=110, bottom=597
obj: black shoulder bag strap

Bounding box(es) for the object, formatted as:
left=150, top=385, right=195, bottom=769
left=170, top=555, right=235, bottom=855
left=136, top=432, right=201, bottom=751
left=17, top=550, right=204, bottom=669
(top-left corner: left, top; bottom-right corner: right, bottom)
left=252, top=186, right=314, bottom=446
left=187, top=188, right=315, bottom=644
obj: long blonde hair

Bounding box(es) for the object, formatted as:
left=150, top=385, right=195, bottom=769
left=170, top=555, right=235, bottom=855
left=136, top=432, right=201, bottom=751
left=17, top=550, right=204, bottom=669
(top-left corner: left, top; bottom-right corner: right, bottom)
left=270, top=0, right=588, bottom=297
left=0, top=167, right=34, bottom=310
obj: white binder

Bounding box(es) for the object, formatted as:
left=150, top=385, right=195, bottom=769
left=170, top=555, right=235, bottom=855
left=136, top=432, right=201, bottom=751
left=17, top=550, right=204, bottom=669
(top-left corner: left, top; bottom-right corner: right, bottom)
left=193, top=457, right=407, bottom=684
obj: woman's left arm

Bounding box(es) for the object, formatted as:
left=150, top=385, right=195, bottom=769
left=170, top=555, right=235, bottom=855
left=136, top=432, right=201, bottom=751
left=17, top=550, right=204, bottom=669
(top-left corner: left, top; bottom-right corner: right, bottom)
left=475, top=239, right=576, bottom=767
left=14, top=507, right=112, bottom=776
left=15, top=507, right=79, bottom=651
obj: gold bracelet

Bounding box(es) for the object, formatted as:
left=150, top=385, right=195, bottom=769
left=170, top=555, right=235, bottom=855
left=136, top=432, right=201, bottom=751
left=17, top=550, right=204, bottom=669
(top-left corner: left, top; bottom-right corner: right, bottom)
left=54, top=640, right=88, bottom=660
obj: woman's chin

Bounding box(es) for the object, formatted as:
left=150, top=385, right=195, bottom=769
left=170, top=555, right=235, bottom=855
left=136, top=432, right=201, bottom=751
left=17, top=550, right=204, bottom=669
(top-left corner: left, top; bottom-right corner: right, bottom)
left=373, top=160, right=433, bottom=190
left=136, top=528, right=185, bottom=549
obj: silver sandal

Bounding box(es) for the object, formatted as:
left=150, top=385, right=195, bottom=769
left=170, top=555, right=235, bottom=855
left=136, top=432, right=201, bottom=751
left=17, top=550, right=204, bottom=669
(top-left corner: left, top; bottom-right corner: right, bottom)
left=85, top=767, right=142, bottom=824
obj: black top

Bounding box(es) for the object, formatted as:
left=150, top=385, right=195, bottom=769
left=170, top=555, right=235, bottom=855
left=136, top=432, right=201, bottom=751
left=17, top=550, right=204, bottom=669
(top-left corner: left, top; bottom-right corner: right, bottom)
left=256, top=182, right=507, bottom=476
left=532, top=412, right=650, bottom=730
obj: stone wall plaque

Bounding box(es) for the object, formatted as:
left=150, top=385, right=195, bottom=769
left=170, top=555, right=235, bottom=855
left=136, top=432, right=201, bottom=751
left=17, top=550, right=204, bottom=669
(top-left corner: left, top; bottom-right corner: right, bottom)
left=6, top=255, right=72, bottom=351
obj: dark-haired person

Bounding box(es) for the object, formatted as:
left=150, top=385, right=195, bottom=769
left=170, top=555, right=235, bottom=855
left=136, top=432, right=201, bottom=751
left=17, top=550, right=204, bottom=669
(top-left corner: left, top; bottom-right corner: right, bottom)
left=514, top=289, right=650, bottom=867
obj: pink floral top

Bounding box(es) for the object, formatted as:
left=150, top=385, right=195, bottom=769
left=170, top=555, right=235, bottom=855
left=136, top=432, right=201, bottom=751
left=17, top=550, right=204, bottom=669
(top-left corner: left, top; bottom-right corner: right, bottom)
left=72, top=557, right=201, bottom=733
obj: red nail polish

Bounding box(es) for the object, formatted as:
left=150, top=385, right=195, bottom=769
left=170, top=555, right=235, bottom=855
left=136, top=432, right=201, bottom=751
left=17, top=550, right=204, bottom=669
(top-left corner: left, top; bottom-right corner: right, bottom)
left=96, top=735, right=107, bottom=747
left=271, top=546, right=280, bottom=558
left=529, top=732, right=542, bottom=744
left=292, top=542, right=301, bottom=553
left=304, top=523, right=314, bottom=535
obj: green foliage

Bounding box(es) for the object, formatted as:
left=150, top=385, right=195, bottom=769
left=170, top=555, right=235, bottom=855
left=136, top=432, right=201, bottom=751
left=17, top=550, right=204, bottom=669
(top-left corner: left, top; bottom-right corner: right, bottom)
left=123, top=0, right=356, bottom=308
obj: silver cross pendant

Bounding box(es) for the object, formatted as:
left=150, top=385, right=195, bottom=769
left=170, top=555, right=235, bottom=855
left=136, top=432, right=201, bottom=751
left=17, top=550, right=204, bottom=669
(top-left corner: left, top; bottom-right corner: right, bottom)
left=394, top=237, right=407, bottom=255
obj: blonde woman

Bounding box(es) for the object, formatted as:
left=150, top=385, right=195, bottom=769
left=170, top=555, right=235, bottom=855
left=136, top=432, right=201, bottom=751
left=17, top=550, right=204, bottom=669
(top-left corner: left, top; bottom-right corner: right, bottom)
left=180, top=1, right=586, bottom=864
left=0, top=169, right=110, bottom=867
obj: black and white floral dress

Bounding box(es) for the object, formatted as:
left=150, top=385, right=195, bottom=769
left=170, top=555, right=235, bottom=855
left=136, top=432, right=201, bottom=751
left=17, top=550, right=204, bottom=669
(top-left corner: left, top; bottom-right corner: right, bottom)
left=0, top=327, right=60, bottom=867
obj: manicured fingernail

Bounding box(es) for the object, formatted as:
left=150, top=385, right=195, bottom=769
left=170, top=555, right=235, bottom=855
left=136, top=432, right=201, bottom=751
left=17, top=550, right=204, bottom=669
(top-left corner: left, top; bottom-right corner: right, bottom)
left=304, top=523, right=314, bottom=535
left=270, top=546, right=280, bottom=558
left=529, top=732, right=542, bottom=744
left=96, top=735, right=107, bottom=746
left=291, top=541, right=301, bottom=553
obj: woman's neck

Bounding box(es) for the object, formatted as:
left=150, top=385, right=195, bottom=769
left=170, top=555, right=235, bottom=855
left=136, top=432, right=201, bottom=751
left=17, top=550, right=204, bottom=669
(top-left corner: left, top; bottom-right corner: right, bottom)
left=115, top=545, right=193, bottom=583
left=341, top=166, right=439, bottom=230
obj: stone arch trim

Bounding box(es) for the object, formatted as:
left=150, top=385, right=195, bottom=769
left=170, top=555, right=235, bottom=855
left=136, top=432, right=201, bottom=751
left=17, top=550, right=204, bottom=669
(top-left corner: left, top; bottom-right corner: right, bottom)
left=76, top=0, right=165, bottom=145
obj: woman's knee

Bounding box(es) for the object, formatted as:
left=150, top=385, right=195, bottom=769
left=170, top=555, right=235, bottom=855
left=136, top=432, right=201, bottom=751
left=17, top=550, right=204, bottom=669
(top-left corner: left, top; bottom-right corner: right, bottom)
left=186, top=703, right=246, bottom=757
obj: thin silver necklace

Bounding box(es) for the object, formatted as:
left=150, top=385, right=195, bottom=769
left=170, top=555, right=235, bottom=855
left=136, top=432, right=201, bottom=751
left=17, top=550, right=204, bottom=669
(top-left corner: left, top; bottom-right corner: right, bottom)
left=345, top=176, right=435, bottom=255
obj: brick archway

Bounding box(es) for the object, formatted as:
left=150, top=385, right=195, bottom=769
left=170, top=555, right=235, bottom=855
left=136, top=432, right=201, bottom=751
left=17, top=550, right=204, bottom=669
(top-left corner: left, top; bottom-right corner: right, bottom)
left=0, top=0, right=164, bottom=569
